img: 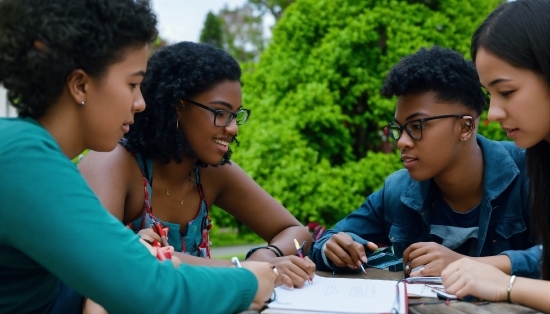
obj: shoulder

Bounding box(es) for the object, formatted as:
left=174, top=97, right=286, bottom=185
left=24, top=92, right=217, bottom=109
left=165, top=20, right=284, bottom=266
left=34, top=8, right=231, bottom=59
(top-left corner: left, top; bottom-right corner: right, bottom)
left=383, top=169, right=413, bottom=190
left=78, top=144, right=140, bottom=181
left=0, top=118, right=56, bottom=151
left=477, top=135, right=526, bottom=168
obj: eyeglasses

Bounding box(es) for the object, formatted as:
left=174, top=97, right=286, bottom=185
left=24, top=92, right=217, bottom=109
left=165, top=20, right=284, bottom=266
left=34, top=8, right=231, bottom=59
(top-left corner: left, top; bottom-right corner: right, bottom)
left=183, top=99, right=251, bottom=127
left=387, top=114, right=471, bottom=141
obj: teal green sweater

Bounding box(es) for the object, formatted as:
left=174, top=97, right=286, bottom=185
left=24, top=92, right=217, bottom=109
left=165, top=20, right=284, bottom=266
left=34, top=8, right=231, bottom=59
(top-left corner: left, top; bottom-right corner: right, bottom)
left=0, top=118, right=257, bottom=314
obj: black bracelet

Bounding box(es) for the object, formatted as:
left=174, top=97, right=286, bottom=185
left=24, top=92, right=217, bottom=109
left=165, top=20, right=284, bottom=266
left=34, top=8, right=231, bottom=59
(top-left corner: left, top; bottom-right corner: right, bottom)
left=245, top=246, right=281, bottom=260
left=267, top=244, right=284, bottom=257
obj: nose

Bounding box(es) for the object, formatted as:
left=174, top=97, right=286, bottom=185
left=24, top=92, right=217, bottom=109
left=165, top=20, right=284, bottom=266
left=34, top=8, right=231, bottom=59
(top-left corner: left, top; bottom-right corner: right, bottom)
left=224, top=117, right=239, bottom=135
left=487, top=98, right=505, bottom=122
left=134, top=90, right=146, bottom=113
left=396, top=129, right=414, bottom=151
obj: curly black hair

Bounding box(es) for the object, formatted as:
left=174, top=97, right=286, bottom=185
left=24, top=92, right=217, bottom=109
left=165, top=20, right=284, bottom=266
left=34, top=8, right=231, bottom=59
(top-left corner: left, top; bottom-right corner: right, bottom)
left=0, top=0, right=158, bottom=118
left=122, top=41, right=242, bottom=166
left=381, top=45, right=486, bottom=116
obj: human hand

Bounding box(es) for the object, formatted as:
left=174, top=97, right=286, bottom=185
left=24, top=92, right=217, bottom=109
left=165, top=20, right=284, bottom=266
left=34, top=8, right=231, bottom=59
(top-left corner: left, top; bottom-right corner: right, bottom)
left=267, top=255, right=316, bottom=289
left=324, top=232, right=377, bottom=269
left=442, top=258, right=509, bottom=301
left=137, top=227, right=161, bottom=244
left=403, top=242, right=464, bottom=277
left=138, top=238, right=181, bottom=268
left=241, top=261, right=277, bottom=311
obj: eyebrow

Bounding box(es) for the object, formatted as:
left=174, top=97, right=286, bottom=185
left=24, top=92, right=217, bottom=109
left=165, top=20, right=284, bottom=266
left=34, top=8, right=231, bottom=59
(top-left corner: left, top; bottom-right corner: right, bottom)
left=485, top=78, right=511, bottom=88
left=393, top=112, right=429, bottom=124
left=209, top=100, right=242, bottom=111
left=131, top=70, right=146, bottom=77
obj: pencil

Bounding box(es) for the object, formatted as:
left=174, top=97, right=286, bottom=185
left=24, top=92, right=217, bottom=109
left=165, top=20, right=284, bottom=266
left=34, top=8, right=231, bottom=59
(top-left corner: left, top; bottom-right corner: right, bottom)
left=294, top=238, right=313, bottom=284
left=360, top=264, right=368, bottom=276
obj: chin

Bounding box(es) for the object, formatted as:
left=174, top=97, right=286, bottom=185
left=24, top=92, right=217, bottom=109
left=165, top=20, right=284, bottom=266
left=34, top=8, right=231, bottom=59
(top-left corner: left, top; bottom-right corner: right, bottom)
left=407, top=170, right=432, bottom=182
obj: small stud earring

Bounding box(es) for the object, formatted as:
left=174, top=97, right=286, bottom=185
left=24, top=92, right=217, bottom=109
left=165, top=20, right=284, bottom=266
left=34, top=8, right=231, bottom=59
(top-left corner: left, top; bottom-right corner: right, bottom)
left=80, top=101, right=85, bottom=107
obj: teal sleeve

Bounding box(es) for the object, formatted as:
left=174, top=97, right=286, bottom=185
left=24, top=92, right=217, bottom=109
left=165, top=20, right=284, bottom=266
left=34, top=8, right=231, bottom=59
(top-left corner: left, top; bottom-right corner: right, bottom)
left=0, top=120, right=257, bottom=314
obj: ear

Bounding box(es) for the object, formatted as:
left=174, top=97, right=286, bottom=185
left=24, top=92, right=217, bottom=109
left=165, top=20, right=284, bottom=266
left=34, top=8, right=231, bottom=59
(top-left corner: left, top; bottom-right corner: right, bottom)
left=66, top=69, right=90, bottom=105
left=459, top=116, right=475, bottom=141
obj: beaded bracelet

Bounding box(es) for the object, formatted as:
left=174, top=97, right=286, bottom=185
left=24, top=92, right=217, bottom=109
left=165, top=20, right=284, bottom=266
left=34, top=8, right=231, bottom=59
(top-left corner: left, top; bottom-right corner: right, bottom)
left=245, top=246, right=281, bottom=260
left=507, top=275, right=516, bottom=303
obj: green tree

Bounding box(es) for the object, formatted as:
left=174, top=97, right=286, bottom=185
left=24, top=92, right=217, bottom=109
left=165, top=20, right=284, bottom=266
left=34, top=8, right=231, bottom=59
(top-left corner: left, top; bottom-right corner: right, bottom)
left=218, top=4, right=265, bottom=63
left=248, top=0, right=295, bottom=20
left=200, top=11, right=224, bottom=48
left=210, top=0, right=505, bottom=233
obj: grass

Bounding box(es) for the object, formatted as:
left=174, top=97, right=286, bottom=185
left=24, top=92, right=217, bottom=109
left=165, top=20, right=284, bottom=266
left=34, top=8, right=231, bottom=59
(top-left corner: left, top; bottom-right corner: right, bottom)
left=209, top=226, right=265, bottom=248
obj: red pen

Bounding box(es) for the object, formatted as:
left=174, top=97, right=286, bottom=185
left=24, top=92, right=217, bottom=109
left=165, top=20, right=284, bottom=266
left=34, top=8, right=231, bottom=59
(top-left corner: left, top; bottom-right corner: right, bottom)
left=294, top=239, right=313, bottom=284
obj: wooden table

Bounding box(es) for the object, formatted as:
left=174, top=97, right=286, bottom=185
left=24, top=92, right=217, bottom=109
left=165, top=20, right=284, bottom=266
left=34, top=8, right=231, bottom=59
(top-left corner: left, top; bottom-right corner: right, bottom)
left=247, top=269, right=541, bottom=314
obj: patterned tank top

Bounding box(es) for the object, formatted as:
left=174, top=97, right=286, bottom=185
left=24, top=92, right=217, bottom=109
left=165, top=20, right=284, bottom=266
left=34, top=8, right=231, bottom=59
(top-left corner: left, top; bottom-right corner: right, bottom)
left=126, top=154, right=212, bottom=257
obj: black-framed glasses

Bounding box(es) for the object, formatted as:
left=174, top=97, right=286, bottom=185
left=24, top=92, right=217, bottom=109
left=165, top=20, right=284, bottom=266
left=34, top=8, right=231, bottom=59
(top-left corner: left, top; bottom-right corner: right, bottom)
left=183, top=99, right=251, bottom=127
left=387, top=114, right=471, bottom=141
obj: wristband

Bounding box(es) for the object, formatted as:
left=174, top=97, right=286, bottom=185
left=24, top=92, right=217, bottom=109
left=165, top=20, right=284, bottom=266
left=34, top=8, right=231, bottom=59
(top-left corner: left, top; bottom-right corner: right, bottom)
left=267, top=244, right=284, bottom=257
left=507, top=275, right=516, bottom=303
left=245, top=246, right=281, bottom=260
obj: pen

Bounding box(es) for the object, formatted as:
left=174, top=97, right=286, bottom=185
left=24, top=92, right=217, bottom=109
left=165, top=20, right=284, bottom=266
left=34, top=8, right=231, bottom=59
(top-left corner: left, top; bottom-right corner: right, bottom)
left=231, top=256, right=242, bottom=268
left=294, top=238, right=313, bottom=284
left=359, top=264, right=368, bottom=276
left=151, top=221, right=169, bottom=247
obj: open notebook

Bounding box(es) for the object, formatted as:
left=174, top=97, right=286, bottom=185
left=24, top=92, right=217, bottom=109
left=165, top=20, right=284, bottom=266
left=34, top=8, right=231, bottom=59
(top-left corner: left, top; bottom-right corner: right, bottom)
left=262, top=275, right=408, bottom=314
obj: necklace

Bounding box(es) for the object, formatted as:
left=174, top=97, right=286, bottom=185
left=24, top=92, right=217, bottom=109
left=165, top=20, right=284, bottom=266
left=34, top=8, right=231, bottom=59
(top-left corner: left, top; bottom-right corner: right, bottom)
left=161, top=165, right=193, bottom=205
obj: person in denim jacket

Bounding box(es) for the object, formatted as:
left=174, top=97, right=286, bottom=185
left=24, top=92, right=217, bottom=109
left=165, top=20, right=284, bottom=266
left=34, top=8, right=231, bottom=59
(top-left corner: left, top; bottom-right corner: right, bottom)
left=311, top=46, right=541, bottom=279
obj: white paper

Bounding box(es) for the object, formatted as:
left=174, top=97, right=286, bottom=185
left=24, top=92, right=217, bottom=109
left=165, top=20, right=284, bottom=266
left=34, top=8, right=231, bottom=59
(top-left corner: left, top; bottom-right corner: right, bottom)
left=267, top=275, right=407, bottom=314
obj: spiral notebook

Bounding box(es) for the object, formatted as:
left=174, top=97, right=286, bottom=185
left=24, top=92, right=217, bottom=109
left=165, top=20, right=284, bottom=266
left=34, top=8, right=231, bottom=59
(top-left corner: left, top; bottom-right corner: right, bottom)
left=262, top=275, right=408, bottom=314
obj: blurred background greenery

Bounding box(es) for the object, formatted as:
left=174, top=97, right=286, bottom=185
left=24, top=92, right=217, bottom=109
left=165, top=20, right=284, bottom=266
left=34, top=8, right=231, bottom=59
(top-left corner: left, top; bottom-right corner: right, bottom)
left=77, top=0, right=509, bottom=246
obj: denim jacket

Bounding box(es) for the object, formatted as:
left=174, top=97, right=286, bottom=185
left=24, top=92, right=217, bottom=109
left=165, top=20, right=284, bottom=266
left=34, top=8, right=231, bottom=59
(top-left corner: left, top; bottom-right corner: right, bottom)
left=311, top=135, right=541, bottom=278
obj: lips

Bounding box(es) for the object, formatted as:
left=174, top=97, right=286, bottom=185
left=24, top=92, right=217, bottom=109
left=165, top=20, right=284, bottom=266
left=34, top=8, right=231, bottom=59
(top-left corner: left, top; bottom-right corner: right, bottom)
left=401, top=155, right=417, bottom=163
left=502, top=127, right=519, bottom=138
left=214, top=139, right=229, bottom=147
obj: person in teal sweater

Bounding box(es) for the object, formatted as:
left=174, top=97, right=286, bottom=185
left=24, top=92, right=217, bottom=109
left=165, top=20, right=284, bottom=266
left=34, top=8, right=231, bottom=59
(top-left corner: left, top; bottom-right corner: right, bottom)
left=0, top=0, right=276, bottom=313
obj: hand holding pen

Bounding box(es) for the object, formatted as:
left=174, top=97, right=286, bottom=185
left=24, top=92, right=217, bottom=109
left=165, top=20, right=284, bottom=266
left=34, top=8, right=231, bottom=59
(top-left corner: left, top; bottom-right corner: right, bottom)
left=233, top=257, right=278, bottom=311
left=294, top=239, right=313, bottom=284
left=324, top=232, right=378, bottom=273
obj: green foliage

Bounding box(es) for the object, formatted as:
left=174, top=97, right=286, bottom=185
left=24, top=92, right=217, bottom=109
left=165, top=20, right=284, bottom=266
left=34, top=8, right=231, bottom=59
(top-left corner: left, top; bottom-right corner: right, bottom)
left=207, top=0, right=505, bottom=234
left=248, top=0, right=296, bottom=20
left=200, top=11, right=224, bottom=48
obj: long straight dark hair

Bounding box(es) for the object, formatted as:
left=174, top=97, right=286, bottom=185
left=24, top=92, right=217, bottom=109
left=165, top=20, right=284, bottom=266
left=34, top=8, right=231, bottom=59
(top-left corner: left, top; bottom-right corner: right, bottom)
left=472, top=0, right=550, bottom=280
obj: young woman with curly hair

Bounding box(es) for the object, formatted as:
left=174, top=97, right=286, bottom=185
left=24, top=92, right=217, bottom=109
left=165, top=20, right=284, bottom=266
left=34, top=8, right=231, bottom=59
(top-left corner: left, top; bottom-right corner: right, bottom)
left=442, top=1, right=550, bottom=312
left=78, top=41, right=316, bottom=289
left=0, top=1, right=276, bottom=313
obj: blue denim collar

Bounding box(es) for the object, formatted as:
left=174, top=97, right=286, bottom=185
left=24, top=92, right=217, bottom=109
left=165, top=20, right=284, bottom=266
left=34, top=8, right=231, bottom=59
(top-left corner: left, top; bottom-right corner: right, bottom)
left=400, top=135, right=520, bottom=212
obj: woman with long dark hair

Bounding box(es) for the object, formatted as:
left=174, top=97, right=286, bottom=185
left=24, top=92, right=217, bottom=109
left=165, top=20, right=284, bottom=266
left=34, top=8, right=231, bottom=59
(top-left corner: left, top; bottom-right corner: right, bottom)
left=441, top=0, right=550, bottom=312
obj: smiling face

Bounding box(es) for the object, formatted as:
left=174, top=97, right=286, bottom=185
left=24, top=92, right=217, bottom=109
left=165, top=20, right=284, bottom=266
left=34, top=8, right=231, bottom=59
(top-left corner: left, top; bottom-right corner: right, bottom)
left=476, top=48, right=550, bottom=148
left=80, top=44, right=148, bottom=152
left=394, top=92, right=474, bottom=181
left=178, top=80, right=242, bottom=165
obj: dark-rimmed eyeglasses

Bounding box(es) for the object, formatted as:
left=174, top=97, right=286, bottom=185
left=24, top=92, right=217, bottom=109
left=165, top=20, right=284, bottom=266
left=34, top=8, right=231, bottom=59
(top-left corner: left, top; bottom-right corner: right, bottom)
left=183, top=99, right=251, bottom=127
left=387, top=114, right=471, bottom=141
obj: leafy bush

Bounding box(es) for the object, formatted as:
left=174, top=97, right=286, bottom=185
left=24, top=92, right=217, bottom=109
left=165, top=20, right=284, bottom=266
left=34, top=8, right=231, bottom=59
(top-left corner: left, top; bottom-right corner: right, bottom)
left=209, top=0, right=504, bottom=233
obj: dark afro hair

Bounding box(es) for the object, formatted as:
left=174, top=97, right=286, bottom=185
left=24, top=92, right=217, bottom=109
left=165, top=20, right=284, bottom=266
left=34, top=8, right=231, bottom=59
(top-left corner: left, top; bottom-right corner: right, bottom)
left=122, top=41, right=242, bottom=166
left=0, top=0, right=158, bottom=118
left=381, top=45, right=486, bottom=116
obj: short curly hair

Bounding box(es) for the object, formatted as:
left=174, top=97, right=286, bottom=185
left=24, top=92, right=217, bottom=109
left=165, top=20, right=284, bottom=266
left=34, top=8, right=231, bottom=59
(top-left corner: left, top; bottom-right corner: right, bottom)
left=122, top=41, right=242, bottom=166
left=381, top=46, right=486, bottom=116
left=0, top=0, right=158, bottom=118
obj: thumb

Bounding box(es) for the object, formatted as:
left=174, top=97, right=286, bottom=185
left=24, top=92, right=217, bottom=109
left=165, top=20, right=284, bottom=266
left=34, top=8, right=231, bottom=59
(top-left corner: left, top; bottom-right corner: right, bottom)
left=365, top=241, right=378, bottom=252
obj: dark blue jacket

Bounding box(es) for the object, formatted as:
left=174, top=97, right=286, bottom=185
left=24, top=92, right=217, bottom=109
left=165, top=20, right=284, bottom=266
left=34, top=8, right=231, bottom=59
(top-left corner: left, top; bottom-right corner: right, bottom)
left=311, top=135, right=541, bottom=278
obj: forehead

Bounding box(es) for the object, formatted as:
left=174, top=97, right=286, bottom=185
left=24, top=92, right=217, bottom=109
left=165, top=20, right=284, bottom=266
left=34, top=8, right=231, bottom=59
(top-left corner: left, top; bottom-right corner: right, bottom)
left=394, top=91, right=461, bottom=121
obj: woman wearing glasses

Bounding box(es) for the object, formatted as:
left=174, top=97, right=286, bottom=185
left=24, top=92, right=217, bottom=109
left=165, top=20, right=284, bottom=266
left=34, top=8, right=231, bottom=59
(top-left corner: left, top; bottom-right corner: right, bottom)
left=310, top=46, right=541, bottom=280
left=78, top=41, right=315, bottom=289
